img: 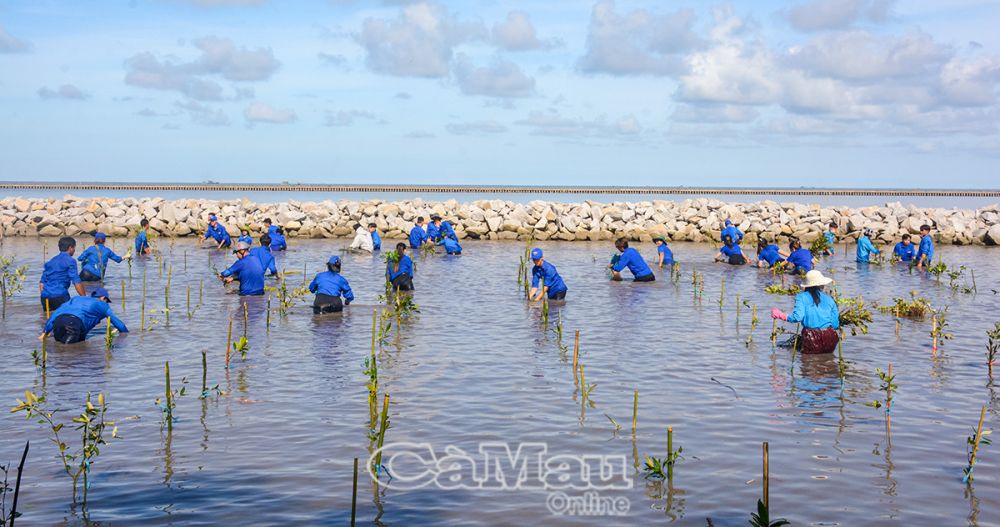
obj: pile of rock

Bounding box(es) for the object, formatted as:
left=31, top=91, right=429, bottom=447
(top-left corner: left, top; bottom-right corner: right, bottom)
left=2, top=195, right=999, bottom=246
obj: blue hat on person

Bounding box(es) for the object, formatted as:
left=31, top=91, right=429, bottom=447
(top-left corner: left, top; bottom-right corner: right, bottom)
left=91, top=287, right=112, bottom=302
left=94, top=232, right=106, bottom=241
left=209, top=214, right=218, bottom=221
left=530, top=248, right=543, bottom=261
left=724, top=219, right=732, bottom=226
left=328, top=255, right=341, bottom=266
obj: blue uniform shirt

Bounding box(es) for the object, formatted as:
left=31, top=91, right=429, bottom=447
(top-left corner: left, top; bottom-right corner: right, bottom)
left=77, top=245, right=123, bottom=278
left=893, top=242, right=915, bottom=262
left=657, top=244, right=674, bottom=265
left=531, top=261, right=568, bottom=297
left=135, top=230, right=150, bottom=254
left=40, top=252, right=81, bottom=299
left=916, top=235, right=934, bottom=265
left=372, top=231, right=382, bottom=251
left=409, top=225, right=428, bottom=248
left=205, top=223, right=231, bottom=245
left=439, top=221, right=457, bottom=240
left=221, top=255, right=265, bottom=296
left=720, top=244, right=742, bottom=257
left=238, top=234, right=253, bottom=245
left=856, top=236, right=880, bottom=263
left=249, top=246, right=278, bottom=276
left=387, top=255, right=414, bottom=281
left=309, top=271, right=355, bottom=301
left=612, top=247, right=653, bottom=278
left=786, top=248, right=813, bottom=273
left=758, top=244, right=784, bottom=267
left=267, top=225, right=287, bottom=251
left=426, top=223, right=441, bottom=242
left=824, top=231, right=836, bottom=254
left=44, top=296, right=128, bottom=336
left=787, top=291, right=840, bottom=330
left=437, top=237, right=462, bottom=254
left=721, top=225, right=743, bottom=243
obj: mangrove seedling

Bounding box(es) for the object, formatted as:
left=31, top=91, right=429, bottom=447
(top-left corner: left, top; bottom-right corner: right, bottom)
left=750, top=499, right=790, bottom=527
left=10, top=391, right=118, bottom=509
left=987, top=323, right=1000, bottom=376
left=837, top=294, right=874, bottom=336
left=931, top=308, right=954, bottom=350
left=865, top=365, right=897, bottom=436
left=155, top=361, right=187, bottom=429
left=0, top=255, right=28, bottom=319
left=718, top=276, right=725, bottom=308
left=764, top=284, right=801, bottom=296
left=877, top=291, right=932, bottom=318
left=232, top=335, right=250, bottom=361
left=363, top=341, right=379, bottom=428
left=927, top=261, right=947, bottom=281
left=809, top=235, right=830, bottom=257
left=578, top=363, right=596, bottom=402
left=963, top=405, right=991, bottom=484
left=643, top=427, right=682, bottom=480
left=604, top=414, right=622, bottom=434
left=372, top=393, right=391, bottom=477
left=0, top=441, right=28, bottom=527
left=199, top=351, right=224, bottom=399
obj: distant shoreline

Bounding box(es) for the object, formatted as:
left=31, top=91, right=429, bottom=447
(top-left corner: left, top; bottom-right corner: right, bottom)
left=1, top=182, right=999, bottom=198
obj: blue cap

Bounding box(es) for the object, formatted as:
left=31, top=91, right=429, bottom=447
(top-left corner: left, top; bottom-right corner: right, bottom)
left=724, top=219, right=732, bottom=226
left=209, top=214, right=218, bottom=221
left=91, top=287, right=112, bottom=302
left=530, top=248, right=543, bottom=261
left=328, top=255, right=341, bottom=266
left=94, top=232, right=106, bottom=241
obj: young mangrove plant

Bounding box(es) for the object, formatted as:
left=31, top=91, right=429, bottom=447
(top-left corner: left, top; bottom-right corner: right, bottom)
left=155, top=361, right=187, bottom=429
left=199, top=351, right=223, bottom=399
left=865, top=365, right=897, bottom=436
left=931, top=308, right=954, bottom=350
left=963, top=405, right=991, bottom=484
left=372, top=393, right=391, bottom=477
left=750, top=442, right=790, bottom=527
left=877, top=291, right=932, bottom=318
left=746, top=302, right=759, bottom=346
left=0, top=255, right=28, bottom=320
left=10, top=391, right=118, bottom=509
left=578, top=363, right=596, bottom=403
left=987, top=323, right=1000, bottom=376
left=809, top=235, right=830, bottom=258
left=643, top=426, right=682, bottom=480
left=604, top=414, right=622, bottom=434
left=0, top=441, right=28, bottom=527
left=364, top=322, right=379, bottom=429
left=764, top=284, right=801, bottom=296
left=836, top=294, right=874, bottom=336
left=718, top=276, right=725, bottom=308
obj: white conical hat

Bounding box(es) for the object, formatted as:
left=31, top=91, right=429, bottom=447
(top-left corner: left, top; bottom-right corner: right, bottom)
left=802, top=270, right=833, bottom=288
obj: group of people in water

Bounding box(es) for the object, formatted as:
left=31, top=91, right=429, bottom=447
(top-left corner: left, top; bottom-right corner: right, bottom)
left=35, top=213, right=940, bottom=355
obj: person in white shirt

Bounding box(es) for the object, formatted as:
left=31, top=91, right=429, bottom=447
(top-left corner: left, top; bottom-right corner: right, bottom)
left=349, top=223, right=374, bottom=252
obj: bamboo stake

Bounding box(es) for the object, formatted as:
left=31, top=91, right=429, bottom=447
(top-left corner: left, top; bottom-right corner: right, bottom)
left=121, top=279, right=126, bottom=312
left=184, top=250, right=187, bottom=272
left=45, top=298, right=50, bottom=320
left=9, top=440, right=27, bottom=527
left=837, top=330, right=845, bottom=380
left=932, top=315, right=938, bottom=351
left=886, top=363, right=893, bottom=438
left=351, top=457, right=359, bottom=527
left=105, top=317, right=112, bottom=351
left=225, top=318, right=233, bottom=367
left=894, top=306, right=900, bottom=338
left=964, top=405, right=988, bottom=483
left=165, top=361, right=173, bottom=430
left=374, top=394, right=391, bottom=473
left=573, top=330, right=580, bottom=372
left=667, top=426, right=674, bottom=481
left=201, top=350, right=207, bottom=395
left=771, top=318, right=777, bottom=344
left=266, top=296, right=271, bottom=329
left=243, top=302, right=248, bottom=339
left=186, top=285, right=191, bottom=320
left=763, top=442, right=769, bottom=508
left=632, top=389, right=638, bottom=436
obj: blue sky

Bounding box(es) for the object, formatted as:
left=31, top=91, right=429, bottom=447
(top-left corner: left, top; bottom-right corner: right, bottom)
left=0, top=0, right=998, bottom=187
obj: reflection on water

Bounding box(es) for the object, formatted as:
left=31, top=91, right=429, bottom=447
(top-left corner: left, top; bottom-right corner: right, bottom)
left=0, top=237, right=998, bottom=525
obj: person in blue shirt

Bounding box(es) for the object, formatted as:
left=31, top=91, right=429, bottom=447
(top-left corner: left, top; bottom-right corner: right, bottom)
left=823, top=223, right=837, bottom=256
left=409, top=217, right=429, bottom=249
left=438, top=219, right=457, bottom=240
left=40, top=287, right=128, bottom=344
left=755, top=240, right=786, bottom=268
left=203, top=214, right=232, bottom=249
left=715, top=235, right=747, bottom=265
left=915, top=224, right=935, bottom=271
left=238, top=229, right=253, bottom=246
left=309, top=255, right=354, bottom=313
left=219, top=242, right=265, bottom=296
left=77, top=232, right=126, bottom=281
left=771, top=270, right=840, bottom=354
left=437, top=236, right=462, bottom=255
left=368, top=223, right=382, bottom=251
left=263, top=219, right=287, bottom=251
left=785, top=240, right=814, bottom=274
left=608, top=238, right=655, bottom=281
left=427, top=216, right=442, bottom=242
left=135, top=218, right=152, bottom=255
left=40, top=236, right=86, bottom=312
left=721, top=219, right=743, bottom=245
left=653, top=236, right=674, bottom=267
left=529, top=248, right=568, bottom=300
left=386, top=243, right=415, bottom=291
left=856, top=229, right=880, bottom=263
left=893, top=234, right=916, bottom=262
left=250, top=234, right=280, bottom=279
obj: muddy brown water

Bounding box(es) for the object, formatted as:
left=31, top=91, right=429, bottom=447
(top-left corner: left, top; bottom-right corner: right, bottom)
left=0, top=237, right=998, bottom=526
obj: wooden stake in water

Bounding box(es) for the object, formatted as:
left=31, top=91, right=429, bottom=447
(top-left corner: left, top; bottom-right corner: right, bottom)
left=718, top=277, right=725, bottom=308
left=932, top=315, right=938, bottom=351
left=121, top=279, right=126, bottom=312
left=770, top=318, right=777, bottom=344
left=225, top=318, right=233, bottom=367
left=105, top=318, right=112, bottom=351
left=632, top=389, right=638, bottom=436
left=165, top=361, right=173, bottom=430
left=964, top=405, right=988, bottom=483
left=837, top=330, right=846, bottom=380
left=667, top=426, right=674, bottom=481
left=141, top=299, right=145, bottom=332
left=199, top=279, right=203, bottom=304
left=243, top=302, right=248, bottom=339
left=371, top=309, right=377, bottom=353
left=266, top=296, right=271, bottom=329
left=201, top=350, right=207, bottom=395
left=186, top=285, right=191, bottom=320
left=374, top=394, right=391, bottom=473
left=184, top=250, right=187, bottom=272
left=763, top=442, right=769, bottom=508
left=573, top=330, right=580, bottom=370
left=45, top=298, right=51, bottom=320
left=886, top=363, right=893, bottom=438
left=351, top=457, right=359, bottom=527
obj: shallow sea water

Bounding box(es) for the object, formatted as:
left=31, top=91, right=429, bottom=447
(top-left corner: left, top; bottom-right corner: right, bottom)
left=0, top=237, right=998, bottom=526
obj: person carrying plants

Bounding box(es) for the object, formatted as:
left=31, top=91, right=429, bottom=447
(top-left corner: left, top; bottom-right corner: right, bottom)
left=915, top=224, right=934, bottom=271
left=219, top=241, right=265, bottom=296
left=40, top=287, right=128, bottom=344
left=608, top=238, right=654, bottom=282
left=250, top=234, right=280, bottom=279
left=785, top=239, right=814, bottom=274
left=309, top=255, right=354, bottom=313
left=855, top=228, right=880, bottom=263
left=40, top=236, right=86, bottom=312
left=203, top=214, right=232, bottom=249
left=77, top=232, right=127, bottom=281
left=771, top=270, right=840, bottom=354
left=386, top=243, right=415, bottom=291
left=409, top=216, right=429, bottom=249
left=714, top=235, right=747, bottom=265
left=653, top=236, right=674, bottom=267
left=529, top=248, right=568, bottom=301
left=135, top=218, right=153, bottom=255
left=893, top=234, right=915, bottom=262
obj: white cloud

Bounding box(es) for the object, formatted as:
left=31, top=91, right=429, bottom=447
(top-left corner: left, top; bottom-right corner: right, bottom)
left=318, top=52, right=348, bottom=67
left=579, top=0, right=702, bottom=76
left=124, top=36, right=280, bottom=100
left=514, top=110, right=643, bottom=138
left=355, top=2, right=483, bottom=78
left=0, top=24, right=31, bottom=53
left=786, top=0, right=894, bottom=32
left=176, top=100, right=230, bottom=126
left=244, top=102, right=296, bottom=124
left=404, top=130, right=435, bottom=138
left=325, top=110, right=377, bottom=126
left=37, top=84, right=89, bottom=100
left=446, top=120, right=507, bottom=135
left=785, top=30, right=951, bottom=81
left=672, top=103, right=759, bottom=123
left=491, top=11, right=558, bottom=51
left=454, top=57, right=535, bottom=98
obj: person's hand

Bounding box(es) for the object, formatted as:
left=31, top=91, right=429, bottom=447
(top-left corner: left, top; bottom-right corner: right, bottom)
left=344, top=299, right=351, bottom=306
left=771, top=308, right=788, bottom=321
left=38, top=332, right=46, bottom=341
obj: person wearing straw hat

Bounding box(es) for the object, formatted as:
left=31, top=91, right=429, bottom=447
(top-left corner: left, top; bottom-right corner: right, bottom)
left=219, top=241, right=265, bottom=296
left=771, top=270, right=840, bottom=354
left=309, top=255, right=354, bottom=313
left=653, top=236, right=673, bottom=267
left=203, top=213, right=232, bottom=249
left=40, top=286, right=128, bottom=344
left=529, top=248, right=567, bottom=301
left=77, top=232, right=127, bottom=281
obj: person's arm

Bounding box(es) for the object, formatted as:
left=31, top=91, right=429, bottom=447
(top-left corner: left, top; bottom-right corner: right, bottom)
left=612, top=251, right=630, bottom=272
left=657, top=250, right=664, bottom=267
left=785, top=297, right=806, bottom=324
left=267, top=257, right=278, bottom=277
left=109, top=248, right=123, bottom=263
left=308, top=276, right=318, bottom=293
left=77, top=248, right=88, bottom=262
left=342, top=280, right=354, bottom=304
left=43, top=313, right=56, bottom=334
left=107, top=309, right=129, bottom=333
left=830, top=298, right=841, bottom=330
left=220, top=260, right=239, bottom=282
left=777, top=249, right=790, bottom=257
left=70, top=265, right=85, bottom=296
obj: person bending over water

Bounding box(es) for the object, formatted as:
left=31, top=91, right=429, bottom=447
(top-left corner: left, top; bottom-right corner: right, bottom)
left=387, top=243, right=414, bottom=291
left=715, top=235, right=746, bottom=265
left=437, top=236, right=462, bottom=255
left=529, top=248, right=568, bottom=300
left=220, top=242, right=265, bottom=296
left=203, top=214, right=232, bottom=249
left=893, top=234, right=915, bottom=262
left=409, top=217, right=429, bottom=249
left=721, top=219, right=743, bottom=245
left=350, top=223, right=374, bottom=253
left=40, top=287, right=128, bottom=344
left=608, top=238, right=655, bottom=282
left=755, top=240, right=785, bottom=269
left=310, top=255, right=354, bottom=313
left=78, top=232, right=127, bottom=281
left=771, top=270, right=840, bottom=354
left=263, top=219, right=288, bottom=251
left=785, top=239, right=814, bottom=274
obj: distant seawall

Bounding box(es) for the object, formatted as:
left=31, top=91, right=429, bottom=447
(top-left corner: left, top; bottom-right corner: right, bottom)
left=3, top=195, right=1000, bottom=246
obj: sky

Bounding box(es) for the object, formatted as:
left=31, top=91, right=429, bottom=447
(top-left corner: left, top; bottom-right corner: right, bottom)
left=0, top=0, right=998, bottom=188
